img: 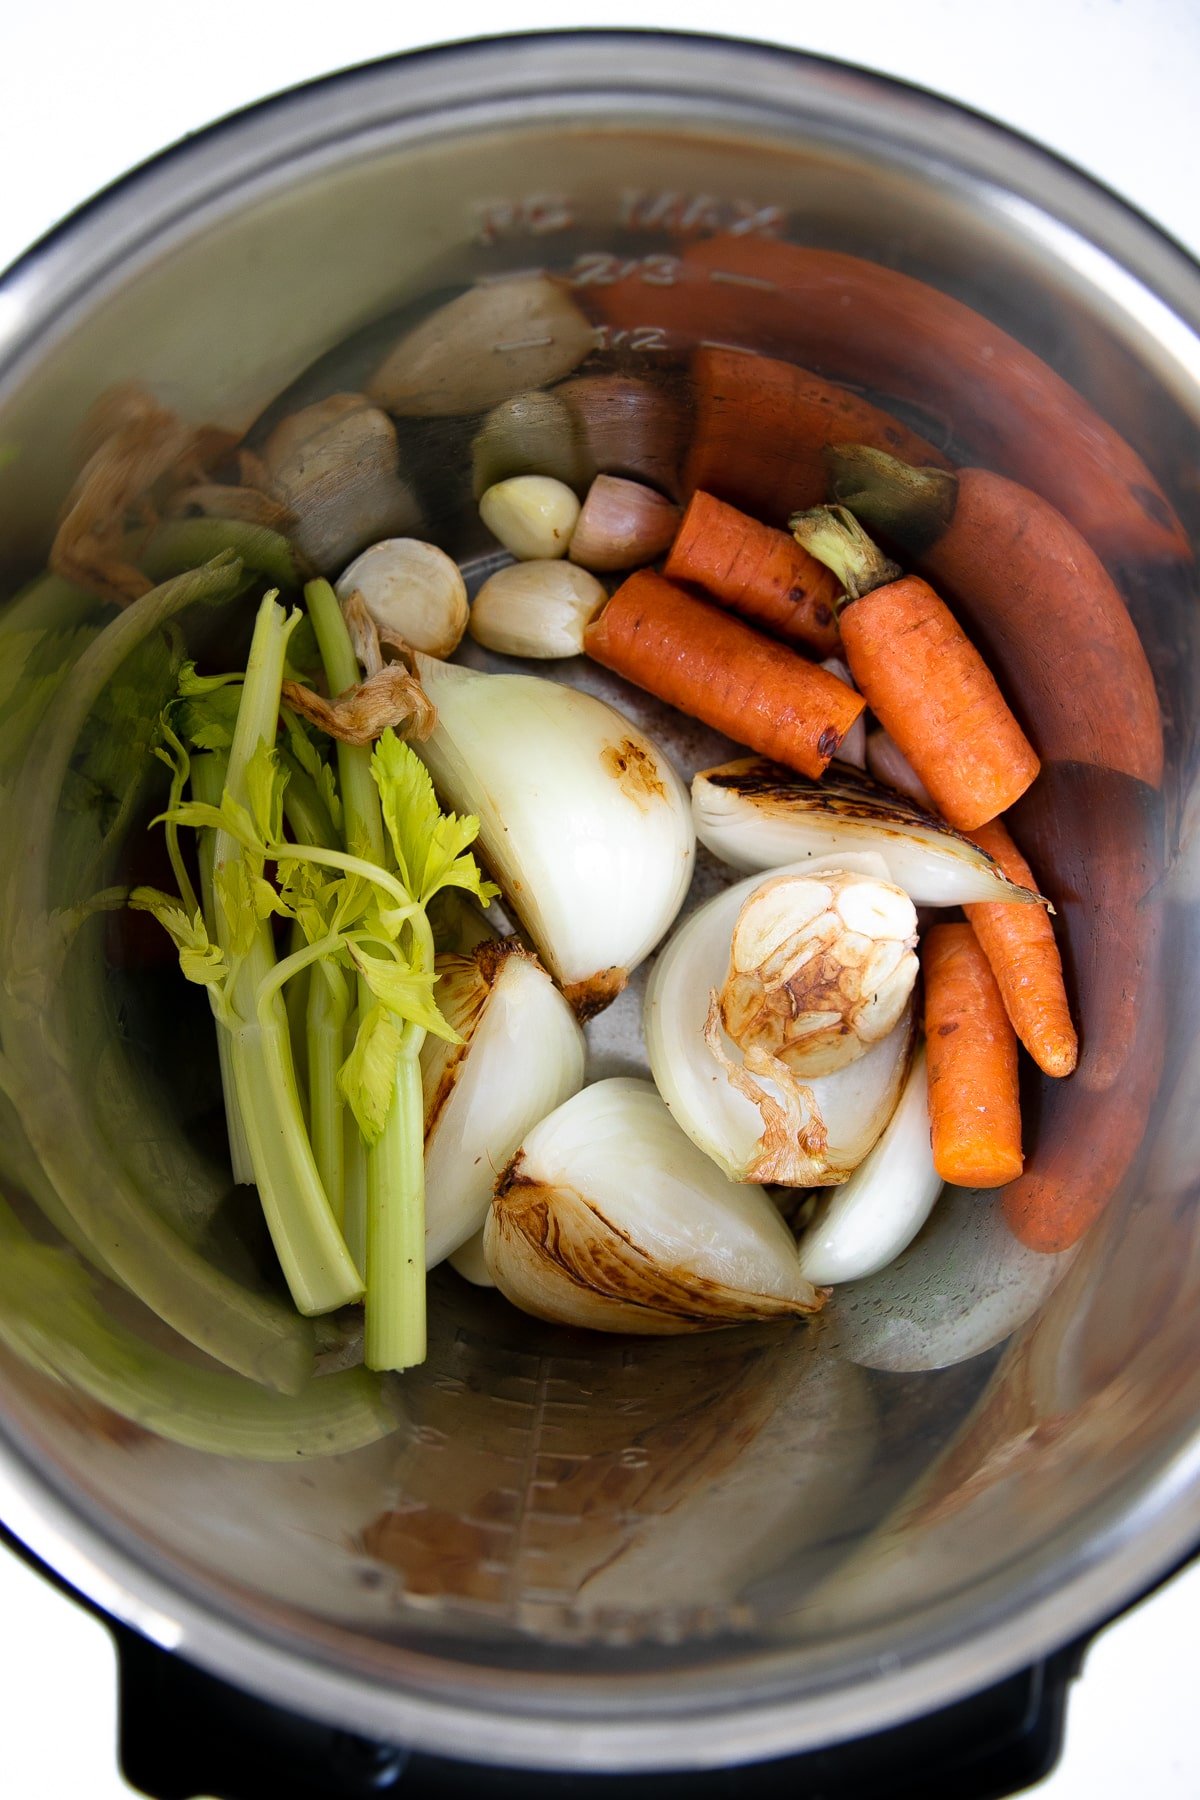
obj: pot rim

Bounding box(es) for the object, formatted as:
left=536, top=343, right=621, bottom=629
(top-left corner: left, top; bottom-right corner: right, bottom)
left=1, top=28, right=1199, bottom=1772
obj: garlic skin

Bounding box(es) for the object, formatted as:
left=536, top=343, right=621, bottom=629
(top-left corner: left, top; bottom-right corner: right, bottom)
left=720, top=870, right=918, bottom=1078
left=336, top=539, right=468, bottom=659
left=568, top=476, right=681, bottom=572
left=367, top=276, right=594, bottom=417
left=484, top=1078, right=824, bottom=1334
left=259, top=394, right=418, bottom=571
left=414, top=655, right=695, bottom=1011
left=796, top=1047, right=941, bottom=1285
left=693, top=759, right=1041, bottom=907
left=645, top=854, right=915, bottom=1187
left=469, top=560, right=606, bottom=659
left=479, top=475, right=581, bottom=561
left=421, top=941, right=585, bottom=1268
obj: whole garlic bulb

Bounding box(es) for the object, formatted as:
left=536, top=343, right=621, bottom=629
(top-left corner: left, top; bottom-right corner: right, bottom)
left=720, top=869, right=918, bottom=1078
left=645, top=854, right=916, bottom=1188
left=484, top=1078, right=825, bottom=1334
left=336, top=538, right=468, bottom=660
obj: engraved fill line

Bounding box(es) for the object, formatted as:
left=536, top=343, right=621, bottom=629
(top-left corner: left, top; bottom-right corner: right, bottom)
left=707, top=269, right=779, bottom=291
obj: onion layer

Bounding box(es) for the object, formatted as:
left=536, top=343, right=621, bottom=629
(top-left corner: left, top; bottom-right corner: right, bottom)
left=484, top=1078, right=825, bottom=1334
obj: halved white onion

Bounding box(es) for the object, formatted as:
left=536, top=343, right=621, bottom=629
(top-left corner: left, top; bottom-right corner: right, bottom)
left=483, top=1077, right=824, bottom=1333
left=645, top=855, right=915, bottom=1187
left=422, top=942, right=585, bottom=1267
left=447, top=1228, right=493, bottom=1287
left=415, top=655, right=695, bottom=1014
left=692, top=759, right=1042, bottom=907
left=796, top=1046, right=941, bottom=1283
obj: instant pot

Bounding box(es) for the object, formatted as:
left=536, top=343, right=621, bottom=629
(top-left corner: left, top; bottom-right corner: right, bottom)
left=1, top=30, right=1198, bottom=1799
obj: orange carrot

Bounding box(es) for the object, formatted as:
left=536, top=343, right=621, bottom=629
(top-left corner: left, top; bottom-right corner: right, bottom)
left=663, top=490, right=840, bottom=655
left=792, top=506, right=1040, bottom=831
left=963, top=820, right=1078, bottom=1079
left=591, top=240, right=1188, bottom=563
left=584, top=571, right=864, bottom=780
left=827, top=448, right=1164, bottom=790
left=923, top=922, right=1023, bottom=1189
left=681, top=347, right=950, bottom=525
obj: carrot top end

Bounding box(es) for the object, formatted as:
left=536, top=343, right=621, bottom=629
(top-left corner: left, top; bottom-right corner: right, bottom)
left=789, top=504, right=901, bottom=603
left=825, top=445, right=958, bottom=555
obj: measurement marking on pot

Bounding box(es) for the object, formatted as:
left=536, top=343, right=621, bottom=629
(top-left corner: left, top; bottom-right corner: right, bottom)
left=493, top=334, right=555, bottom=353
left=699, top=340, right=757, bottom=355
left=476, top=266, right=549, bottom=285
left=707, top=269, right=778, bottom=291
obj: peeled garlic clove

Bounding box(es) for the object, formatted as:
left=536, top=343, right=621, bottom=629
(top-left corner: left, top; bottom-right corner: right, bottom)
left=421, top=940, right=586, bottom=1267
left=479, top=475, right=581, bottom=561
left=645, top=855, right=915, bottom=1187
left=796, top=1047, right=941, bottom=1284
left=448, top=1228, right=494, bottom=1288
left=367, top=275, right=594, bottom=417
left=336, top=538, right=468, bottom=660
left=414, top=654, right=695, bottom=1013
left=720, top=869, right=918, bottom=1078
left=692, top=758, right=1043, bottom=907
left=568, top=475, right=681, bottom=572
left=484, top=1077, right=824, bottom=1334
left=469, top=560, right=606, bottom=659
left=259, top=394, right=419, bottom=571
left=471, top=389, right=587, bottom=499
left=820, top=658, right=866, bottom=768
left=866, top=728, right=933, bottom=808
left=554, top=372, right=687, bottom=496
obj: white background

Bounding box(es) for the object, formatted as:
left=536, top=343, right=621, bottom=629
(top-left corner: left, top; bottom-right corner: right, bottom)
left=2, top=2, right=1199, bottom=1795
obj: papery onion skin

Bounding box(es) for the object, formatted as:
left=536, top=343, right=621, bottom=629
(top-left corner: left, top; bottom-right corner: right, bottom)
left=484, top=1078, right=824, bottom=1334
left=414, top=655, right=695, bottom=1002
left=692, top=759, right=1043, bottom=908
left=796, top=1045, right=941, bottom=1284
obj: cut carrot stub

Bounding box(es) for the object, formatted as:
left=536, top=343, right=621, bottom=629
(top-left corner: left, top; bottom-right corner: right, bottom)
left=792, top=506, right=1040, bottom=832
left=923, top=922, right=1023, bottom=1189
left=963, top=820, right=1078, bottom=1079
left=681, top=346, right=950, bottom=526
left=583, top=570, right=864, bottom=780
left=663, top=490, right=840, bottom=655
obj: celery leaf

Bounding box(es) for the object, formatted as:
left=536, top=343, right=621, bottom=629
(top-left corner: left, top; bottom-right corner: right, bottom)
left=338, top=1004, right=405, bottom=1146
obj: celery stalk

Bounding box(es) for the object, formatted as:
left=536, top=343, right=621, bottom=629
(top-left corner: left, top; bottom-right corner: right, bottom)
left=193, top=750, right=253, bottom=1184
left=215, top=595, right=362, bottom=1315
left=307, top=960, right=350, bottom=1229
left=305, top=579, right=426, bottom=1369
left=0, top=1199, right=396, bottom=1461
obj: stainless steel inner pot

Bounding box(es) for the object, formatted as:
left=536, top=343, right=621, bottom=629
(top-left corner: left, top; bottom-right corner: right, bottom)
left=1, top=30, right=1199, bottom=1774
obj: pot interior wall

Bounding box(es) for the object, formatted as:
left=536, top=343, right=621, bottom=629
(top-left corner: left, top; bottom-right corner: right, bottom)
left=1, top=55, right=1199, bottom=1748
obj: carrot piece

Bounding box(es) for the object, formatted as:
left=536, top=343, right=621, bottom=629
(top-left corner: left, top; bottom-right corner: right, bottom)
left=663, top=490, right=840, bottom=655
left=792, top=507, right=1040, bottom=831
left=962, top=820, right=1078, bottom=1079
left=923, top=922, right=1023, bottom=1189
left=583, top=571, right=864, bottom=779
left=829, top=449, right=1164, bottom=789
left=681, top=347, right=950, bottom=525
left=591, top=239, right=1188, bottom=563
left=999, top=765, right=1164, bottom=1252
